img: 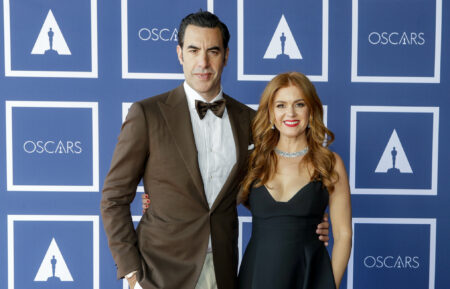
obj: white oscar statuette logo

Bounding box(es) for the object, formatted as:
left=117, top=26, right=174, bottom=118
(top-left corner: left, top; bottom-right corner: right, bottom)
left=263, top=14, right=302, bottom=60
left=31, top=10, right=71, bottom=55
left=34, top=238, right=74, bottom=282
left=375, top=129, right=413, bottom=174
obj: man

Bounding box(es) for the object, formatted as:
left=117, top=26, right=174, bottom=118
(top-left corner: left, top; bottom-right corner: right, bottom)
left=101, top=11, right=329, bottom=289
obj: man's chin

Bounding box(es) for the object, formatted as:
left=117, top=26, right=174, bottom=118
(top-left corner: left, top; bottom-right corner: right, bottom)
left=192, top=85, right=216, bottom=96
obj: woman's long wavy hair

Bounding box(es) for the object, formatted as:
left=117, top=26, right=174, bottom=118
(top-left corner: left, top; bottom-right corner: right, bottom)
left=238, top=72, right=338, bottom=206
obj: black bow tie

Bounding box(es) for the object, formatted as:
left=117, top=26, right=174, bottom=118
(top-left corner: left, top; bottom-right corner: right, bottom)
left=195, top=99, right=226, bottom=120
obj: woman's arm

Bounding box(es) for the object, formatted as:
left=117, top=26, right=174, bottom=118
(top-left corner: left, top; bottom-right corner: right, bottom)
left=329, top=152, right=352, bottom=288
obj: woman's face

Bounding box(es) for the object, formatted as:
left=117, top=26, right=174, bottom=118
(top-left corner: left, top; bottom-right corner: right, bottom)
left=271, top=85, right=310, bottom=141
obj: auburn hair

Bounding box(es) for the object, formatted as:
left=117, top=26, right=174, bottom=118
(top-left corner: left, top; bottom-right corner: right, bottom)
left=238, top=72, right=338, bottom=206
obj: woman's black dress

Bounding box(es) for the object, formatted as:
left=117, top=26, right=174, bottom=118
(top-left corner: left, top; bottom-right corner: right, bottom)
left=238, top=181, right=336, bottom=289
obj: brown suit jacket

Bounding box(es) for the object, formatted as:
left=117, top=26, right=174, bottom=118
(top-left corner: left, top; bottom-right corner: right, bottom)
left=101, top=85, right=255, bottom=289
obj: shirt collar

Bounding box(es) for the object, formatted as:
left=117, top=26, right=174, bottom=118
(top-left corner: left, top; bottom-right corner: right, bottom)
left=183, top=81, right=224, bottom=112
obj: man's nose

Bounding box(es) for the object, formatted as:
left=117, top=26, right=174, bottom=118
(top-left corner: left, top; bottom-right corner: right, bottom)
left=197, top=51, right=209, bottom=68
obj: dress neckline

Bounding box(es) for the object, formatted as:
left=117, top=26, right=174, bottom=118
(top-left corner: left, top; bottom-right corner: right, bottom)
left=263, top=181, right=314, bottom=203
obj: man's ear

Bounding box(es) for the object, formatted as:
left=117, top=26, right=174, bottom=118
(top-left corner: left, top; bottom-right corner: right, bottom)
left=223, top=47, right=229, bottom=65
left=176, top=45, right=183, bottom=65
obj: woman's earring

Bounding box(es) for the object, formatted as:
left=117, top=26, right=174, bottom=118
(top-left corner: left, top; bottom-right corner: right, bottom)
left=271, top=122, right=275, bottom=130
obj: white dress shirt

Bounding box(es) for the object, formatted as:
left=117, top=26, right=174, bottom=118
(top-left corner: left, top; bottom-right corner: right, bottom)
left=184, top=81, right=237, bottom=206
left=184, top=81, right=237, bottom=251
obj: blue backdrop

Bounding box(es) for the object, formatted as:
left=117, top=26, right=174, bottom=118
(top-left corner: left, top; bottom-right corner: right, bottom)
left=1, top=0, right=449, bottom=288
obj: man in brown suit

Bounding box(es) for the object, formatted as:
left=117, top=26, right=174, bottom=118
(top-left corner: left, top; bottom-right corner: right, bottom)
left=101, top=11, right=329, bottom=289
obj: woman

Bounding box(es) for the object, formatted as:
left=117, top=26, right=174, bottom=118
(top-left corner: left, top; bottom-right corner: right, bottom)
left=237, top=72, right=352, bottom=289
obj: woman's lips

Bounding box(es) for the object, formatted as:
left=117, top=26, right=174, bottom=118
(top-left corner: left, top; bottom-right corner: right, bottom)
left=283, top=120, right=299, bottom=127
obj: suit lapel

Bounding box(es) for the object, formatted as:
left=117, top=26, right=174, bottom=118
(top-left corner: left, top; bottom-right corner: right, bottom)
left=157, top=86, right=208, bottom=207
left=210, top=95, right=249, bottom=213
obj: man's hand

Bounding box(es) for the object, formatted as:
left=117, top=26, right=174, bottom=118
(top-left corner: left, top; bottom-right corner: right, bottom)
left=141, top=193, right=150, bottom=214
left=316, top=213, right=330, bottom=246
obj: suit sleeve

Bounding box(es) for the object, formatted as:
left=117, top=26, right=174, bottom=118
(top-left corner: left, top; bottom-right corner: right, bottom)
left=100, top=102, right=149, bottom=279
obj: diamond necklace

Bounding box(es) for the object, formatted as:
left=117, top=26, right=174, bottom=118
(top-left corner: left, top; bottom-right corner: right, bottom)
left=274, top=146, right=309, bottom=158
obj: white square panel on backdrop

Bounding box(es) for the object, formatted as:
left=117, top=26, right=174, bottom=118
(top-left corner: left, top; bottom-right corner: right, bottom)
left=347, top=218, right=436, bottom=289
left=121, top=0, right=213, bottom=79
left=351, top=0, right=442, bottom=83
left=350, top=106, right=439, bottom=195
left=5, top=101, right=99, bottom=192
left=7, top=215, right=99, bottom=289
left=3, top=0, right=98, bottom=78
left=237, top=0, right=329, bottom=82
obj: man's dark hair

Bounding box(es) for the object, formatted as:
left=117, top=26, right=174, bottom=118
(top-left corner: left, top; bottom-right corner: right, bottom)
left=178, top=11, right=230, bottom=50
